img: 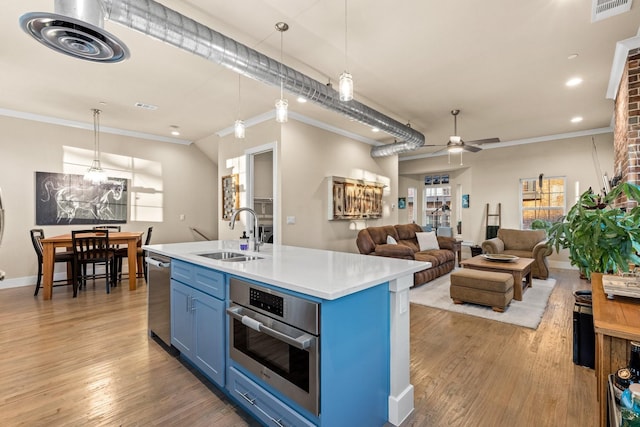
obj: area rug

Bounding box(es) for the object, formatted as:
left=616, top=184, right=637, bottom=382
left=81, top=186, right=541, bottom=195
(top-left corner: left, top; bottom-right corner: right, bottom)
left=409, top=271, right=557, bottom=329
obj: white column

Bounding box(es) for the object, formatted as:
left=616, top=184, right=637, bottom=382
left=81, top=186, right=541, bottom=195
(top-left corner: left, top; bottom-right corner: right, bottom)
left=387, top=274, right=414, bottom=425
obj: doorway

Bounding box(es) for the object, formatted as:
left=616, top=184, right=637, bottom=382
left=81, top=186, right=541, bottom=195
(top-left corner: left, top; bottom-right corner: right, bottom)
left=246, top=143, right=278, bottom=244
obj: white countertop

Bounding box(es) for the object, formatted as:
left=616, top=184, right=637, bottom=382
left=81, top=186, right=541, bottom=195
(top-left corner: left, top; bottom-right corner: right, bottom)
left=144, top=240, right=427, bottom=300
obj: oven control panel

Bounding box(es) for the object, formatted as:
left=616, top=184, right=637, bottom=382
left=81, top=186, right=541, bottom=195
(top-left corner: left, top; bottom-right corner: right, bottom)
left=229, top=277, right=320, bottom=335
left=250, top=287, right=284, bottom=317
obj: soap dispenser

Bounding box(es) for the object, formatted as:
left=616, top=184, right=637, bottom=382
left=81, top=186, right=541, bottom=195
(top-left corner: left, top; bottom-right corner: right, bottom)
left=240, top=231, right=249, bottom=251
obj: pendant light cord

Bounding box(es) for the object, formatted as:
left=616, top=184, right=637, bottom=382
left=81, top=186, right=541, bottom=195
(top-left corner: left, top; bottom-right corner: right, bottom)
left=280, top=29, right=284, bottom=99
left=93, top=108, right=101, bottom=161
left=344, top=0, right=348, bottom=71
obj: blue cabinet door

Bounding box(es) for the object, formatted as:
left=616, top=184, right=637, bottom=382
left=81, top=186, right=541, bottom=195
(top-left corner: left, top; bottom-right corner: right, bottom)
left=192, top=287, right=225, bottom=386
left=170, top=279, right=193, bottom=355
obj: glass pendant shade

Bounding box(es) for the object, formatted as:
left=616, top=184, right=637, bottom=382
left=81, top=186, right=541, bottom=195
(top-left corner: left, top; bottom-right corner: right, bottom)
left=84, top=109, right=108, bottom=184
left=234, top=119, right=245, bottom=139
left=339, top=71, right=353, bottom=101
left=85, top=160, right=108, bottom=184
left=275, top=98, right=288, bottom=123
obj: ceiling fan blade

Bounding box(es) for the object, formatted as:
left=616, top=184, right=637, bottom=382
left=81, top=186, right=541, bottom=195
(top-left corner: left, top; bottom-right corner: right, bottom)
left=467, top=137, right=500, bottom=145
left=463, top=144, right=482, bottom=153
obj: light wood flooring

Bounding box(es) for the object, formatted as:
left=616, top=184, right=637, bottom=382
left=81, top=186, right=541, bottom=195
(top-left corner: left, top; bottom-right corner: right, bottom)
left=0, top=269, right=596, bottom=426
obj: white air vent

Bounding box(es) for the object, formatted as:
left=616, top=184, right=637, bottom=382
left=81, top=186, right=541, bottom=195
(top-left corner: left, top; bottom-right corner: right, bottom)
left=134, top=102, right=158, bottom=110
left=592, top=0, right=633, bottom=22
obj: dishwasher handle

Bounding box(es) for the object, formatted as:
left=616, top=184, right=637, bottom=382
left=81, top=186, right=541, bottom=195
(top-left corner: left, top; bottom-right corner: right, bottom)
left=145, top=256, right=171, bottom=268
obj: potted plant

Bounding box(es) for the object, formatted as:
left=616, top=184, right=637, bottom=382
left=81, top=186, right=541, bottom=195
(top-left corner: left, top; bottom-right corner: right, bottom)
left=546, top=182, right=640, bottom=279
left=530, top=218, right=552, bottom=232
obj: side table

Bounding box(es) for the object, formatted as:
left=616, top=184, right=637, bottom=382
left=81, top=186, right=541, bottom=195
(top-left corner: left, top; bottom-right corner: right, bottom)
left=453, top=239, right=463, bottom=267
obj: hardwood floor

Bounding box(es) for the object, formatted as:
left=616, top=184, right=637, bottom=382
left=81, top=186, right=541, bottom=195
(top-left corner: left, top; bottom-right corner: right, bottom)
left=0, top=269, right=596, bottom=426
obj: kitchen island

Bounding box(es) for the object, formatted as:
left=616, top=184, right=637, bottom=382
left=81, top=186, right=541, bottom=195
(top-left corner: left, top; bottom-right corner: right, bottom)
left=145, top=240, right=427, bottom=427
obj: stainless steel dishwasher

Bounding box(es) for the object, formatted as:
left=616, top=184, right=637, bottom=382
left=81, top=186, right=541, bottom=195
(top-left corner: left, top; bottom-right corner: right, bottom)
left=146, top=253, right=172, bottom=347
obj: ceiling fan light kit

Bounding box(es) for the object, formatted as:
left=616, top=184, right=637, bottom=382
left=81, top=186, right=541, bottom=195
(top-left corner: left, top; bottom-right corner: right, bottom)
left=422, top=109, right=501, bottom=160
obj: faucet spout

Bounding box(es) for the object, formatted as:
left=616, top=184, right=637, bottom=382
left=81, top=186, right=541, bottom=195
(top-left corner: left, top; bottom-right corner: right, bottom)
left=228, top=207, right=262, bottom=252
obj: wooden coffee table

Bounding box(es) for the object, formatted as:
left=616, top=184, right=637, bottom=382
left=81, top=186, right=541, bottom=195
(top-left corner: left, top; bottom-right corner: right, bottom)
left=459, top=255, right=534, bottom=301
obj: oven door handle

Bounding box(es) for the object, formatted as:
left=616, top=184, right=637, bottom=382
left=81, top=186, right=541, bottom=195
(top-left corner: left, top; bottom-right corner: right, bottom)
left=226, top=306, right=312, bottom=350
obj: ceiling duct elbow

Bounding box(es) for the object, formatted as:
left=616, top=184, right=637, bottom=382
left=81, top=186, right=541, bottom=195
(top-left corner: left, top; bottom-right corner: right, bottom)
left=19, top=0, right=129, bottom=62
left=20, top=0, right=425, bottom=156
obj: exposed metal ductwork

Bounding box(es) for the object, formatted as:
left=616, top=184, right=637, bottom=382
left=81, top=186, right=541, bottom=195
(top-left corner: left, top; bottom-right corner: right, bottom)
left=20, top=0, right=425, bottom=156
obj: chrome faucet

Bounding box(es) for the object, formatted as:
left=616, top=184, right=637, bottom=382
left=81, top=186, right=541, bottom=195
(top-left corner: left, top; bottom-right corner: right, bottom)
left=229, top=207, right=262, bottom=252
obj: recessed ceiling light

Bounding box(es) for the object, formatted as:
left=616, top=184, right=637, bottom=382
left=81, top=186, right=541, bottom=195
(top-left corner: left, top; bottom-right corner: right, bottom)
left=566, top=77, right=583, bottom=87
left=567, top=53, right=579, bottom=60
left=170, top=125, right=180, bottom=136
left=297, top=96, right=307, bottom=103
left=372, top=127, right=380, bottom=132
left=571, top=116, right=583, bottom=123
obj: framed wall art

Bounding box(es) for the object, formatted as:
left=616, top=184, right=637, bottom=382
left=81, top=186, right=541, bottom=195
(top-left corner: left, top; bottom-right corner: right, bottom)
left=222, top=174, right=239, bottom=220
left=35, top=171, right=127, bottom=225
left=328, top=176, right=384, bottom=220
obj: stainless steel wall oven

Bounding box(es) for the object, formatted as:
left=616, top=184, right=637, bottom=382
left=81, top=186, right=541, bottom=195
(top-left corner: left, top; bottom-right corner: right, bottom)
left=227, top=277, right=320, bottom=415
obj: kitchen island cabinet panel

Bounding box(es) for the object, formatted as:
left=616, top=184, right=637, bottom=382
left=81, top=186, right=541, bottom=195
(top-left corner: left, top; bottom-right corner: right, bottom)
left=170, top=260, right=226, bottom=387
left=228, top=366, right=315, bottom=427
left=319, top=283, right=390, bottom=427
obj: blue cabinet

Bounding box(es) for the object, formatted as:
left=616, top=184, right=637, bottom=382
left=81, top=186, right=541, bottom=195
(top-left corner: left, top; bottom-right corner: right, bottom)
left=228, top=367, right=315, bottom=427
left=170, top=260, right=226, bottom=386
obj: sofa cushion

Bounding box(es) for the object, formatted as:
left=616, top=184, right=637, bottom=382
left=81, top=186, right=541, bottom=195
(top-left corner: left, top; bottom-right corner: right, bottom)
left=375, top=244, right=414, bottom=259
left=415, top=249, right=455, bottom=265
left=416, top=231, right=439, bottom=251
left=369, top=225, right=399, bottom=245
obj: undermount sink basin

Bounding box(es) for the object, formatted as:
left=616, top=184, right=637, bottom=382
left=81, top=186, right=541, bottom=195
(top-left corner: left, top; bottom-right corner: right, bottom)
left=198, top=251, right=263, bottom=262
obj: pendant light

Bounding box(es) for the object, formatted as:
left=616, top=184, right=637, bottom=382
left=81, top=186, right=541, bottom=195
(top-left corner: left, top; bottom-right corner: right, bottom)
left=84, top=108, right=108, bottom=184
left=234, top=75, right=245, bottom=139
left=275, top=22, right=289, bottom=123
left=339, top=0, right=353, bottom=102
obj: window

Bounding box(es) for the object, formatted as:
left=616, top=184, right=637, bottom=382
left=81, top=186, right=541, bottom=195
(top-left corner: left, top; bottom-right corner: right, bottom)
left=407, top=187, right=416, bottom=223
left=520, top=176, right=565, bottom=229
left=63, top=146, right=164, bottom=222
left=423, top=185, right=451, bottom=229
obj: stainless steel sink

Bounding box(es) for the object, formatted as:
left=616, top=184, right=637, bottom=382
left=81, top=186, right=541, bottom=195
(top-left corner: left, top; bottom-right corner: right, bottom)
left=198, top=251, right=263, bottom=262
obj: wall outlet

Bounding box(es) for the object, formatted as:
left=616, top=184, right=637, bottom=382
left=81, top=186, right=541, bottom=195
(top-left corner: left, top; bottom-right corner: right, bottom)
left=179, top=214, right=185, bottom=221
left=286, top=216, right=296, bottom=224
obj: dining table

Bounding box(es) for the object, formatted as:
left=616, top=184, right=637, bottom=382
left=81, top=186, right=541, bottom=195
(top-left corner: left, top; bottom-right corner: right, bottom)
left=40, top=231, right=144, bottom=300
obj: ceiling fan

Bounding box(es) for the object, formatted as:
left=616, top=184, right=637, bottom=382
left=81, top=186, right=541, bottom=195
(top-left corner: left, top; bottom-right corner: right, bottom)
left=427, top=110, right=501, bottom=154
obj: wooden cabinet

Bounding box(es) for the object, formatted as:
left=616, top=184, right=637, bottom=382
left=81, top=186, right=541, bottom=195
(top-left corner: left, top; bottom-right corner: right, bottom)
left=592, top=273, right=640, bottom=427
left=171, top=260, right=226, bottom=386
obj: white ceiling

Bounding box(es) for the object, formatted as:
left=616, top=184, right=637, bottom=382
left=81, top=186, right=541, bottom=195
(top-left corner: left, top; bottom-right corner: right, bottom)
left=3, top=0, right=640, bottom=160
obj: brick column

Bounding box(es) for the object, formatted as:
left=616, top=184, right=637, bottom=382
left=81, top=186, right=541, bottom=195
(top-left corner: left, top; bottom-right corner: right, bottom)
left=613, top=48, right=640, bottom=208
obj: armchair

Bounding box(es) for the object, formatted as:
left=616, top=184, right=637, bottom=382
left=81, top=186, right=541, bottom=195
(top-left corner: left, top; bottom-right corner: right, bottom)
left=481, top=228, right=552, bottom=279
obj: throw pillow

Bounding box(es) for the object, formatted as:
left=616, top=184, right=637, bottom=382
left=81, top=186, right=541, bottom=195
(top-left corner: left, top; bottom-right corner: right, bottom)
left=386, top=235, right=398, bottom=245
left=416, top=231, right=439, bottom=251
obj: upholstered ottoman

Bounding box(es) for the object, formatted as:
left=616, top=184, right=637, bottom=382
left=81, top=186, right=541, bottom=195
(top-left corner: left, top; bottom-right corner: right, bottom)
left=450, top=269, right=514, bottom=312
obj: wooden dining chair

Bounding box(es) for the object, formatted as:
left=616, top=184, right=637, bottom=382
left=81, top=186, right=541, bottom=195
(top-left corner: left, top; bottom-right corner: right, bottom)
left=137, top=226, right=153, bottom=282
left=29, top=228, right=75, bottom=296
left=71, top=229, right=117, bottom=297
left=94, top=225, right=125, bottom=281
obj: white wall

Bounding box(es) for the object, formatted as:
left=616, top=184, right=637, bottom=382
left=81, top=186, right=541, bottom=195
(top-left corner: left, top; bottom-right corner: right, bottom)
left=217, top=119, right=398, bottom=253
left=280, top=121, right=398, bottom=253
left=0, top=115, right=217, bottom=286
left=399, top=134, right=615, bottom=268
